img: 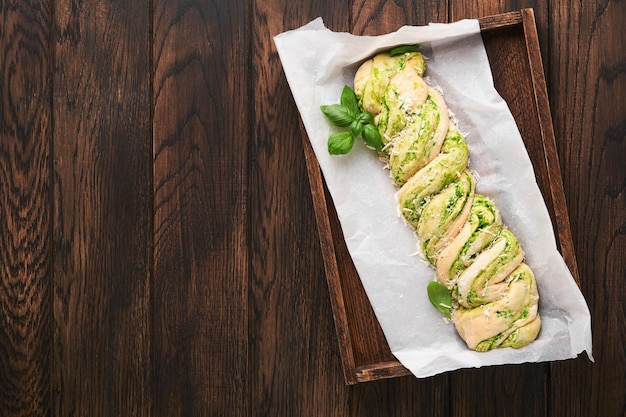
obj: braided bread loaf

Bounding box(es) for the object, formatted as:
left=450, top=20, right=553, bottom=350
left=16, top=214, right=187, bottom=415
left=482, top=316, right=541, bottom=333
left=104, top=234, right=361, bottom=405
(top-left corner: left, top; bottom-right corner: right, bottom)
left=354, top=50, right=541, bottom=351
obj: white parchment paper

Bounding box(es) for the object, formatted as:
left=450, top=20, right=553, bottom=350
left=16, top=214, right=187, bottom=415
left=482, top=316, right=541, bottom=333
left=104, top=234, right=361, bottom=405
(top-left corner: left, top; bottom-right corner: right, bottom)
left=274, top=18, right=592, bottom=378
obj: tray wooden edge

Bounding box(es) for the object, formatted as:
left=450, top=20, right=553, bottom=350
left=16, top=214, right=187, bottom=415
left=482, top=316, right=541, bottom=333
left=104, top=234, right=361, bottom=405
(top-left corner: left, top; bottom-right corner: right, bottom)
left=300, top=120, right=359, bottom=385
left=518, top=8, right=581, bottom=286
left=299, top=8, right=579, bottom=385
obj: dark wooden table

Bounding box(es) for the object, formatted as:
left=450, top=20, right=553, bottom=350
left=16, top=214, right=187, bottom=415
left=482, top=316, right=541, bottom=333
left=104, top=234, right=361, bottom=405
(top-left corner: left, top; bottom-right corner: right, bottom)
left=1, top=0, right=624, bottom=416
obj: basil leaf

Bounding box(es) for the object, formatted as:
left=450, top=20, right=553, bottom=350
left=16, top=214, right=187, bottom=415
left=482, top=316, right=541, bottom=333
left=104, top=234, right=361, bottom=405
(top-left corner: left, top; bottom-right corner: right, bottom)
left=362, top=123, right=383, bottom=151
left=350, top=120, right=364, bottom=138
left=328, top=131, right=355, bottom=155
left=427, top=281, right=452, bottom=318
left=389, top=44, right=421, bottom=56
left=320, top=104, right=354, bottom=127
left=340, top=85, right=359, bottom=115
left=357, top=111, right=374, bottom=125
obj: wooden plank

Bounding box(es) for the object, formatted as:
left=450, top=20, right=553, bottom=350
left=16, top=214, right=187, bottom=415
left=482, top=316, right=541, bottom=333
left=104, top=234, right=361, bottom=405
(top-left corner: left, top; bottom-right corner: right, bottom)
left=451, top=364, right=547, bottom=416
left=52, top=0, right=152, bottom=415
left=548, top=0, right=626, bottom=415
left=348, top=374, right=450, bottom=416
left=151, top=0, right=248, bottom=415
left=352, top=0, right=447, bottom=36
left=0, top=0, right=52, bottom=415
left=248, top=2, right=351, bottom=415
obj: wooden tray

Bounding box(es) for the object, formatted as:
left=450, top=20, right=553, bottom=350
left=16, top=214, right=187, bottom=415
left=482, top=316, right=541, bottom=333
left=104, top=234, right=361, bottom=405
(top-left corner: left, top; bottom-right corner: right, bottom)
left=300, top=8, right=580, bottom=385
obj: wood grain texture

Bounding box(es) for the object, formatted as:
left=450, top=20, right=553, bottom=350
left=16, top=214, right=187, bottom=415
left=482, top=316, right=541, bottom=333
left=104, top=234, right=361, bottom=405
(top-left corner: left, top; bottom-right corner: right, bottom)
left=52, top=0, right=152, bottom=415
left=151, top=0, right=248, bottom=415
left=451, top=364, right=547, bottom=416
left=352, top=0, right=447, bottom=35
left=0, top=0, right=624, bottom=415
left=248, top=2, right=350, bottom=415
left=549, top=0, right=626, bottom=416
left=348, top=375, right=450, bottom=416
left=0, top=0, right=51, bottom=416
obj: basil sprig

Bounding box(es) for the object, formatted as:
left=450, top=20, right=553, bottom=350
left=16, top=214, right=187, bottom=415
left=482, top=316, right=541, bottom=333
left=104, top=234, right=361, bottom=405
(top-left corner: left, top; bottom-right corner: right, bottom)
left=320, top=86, right=382, bottom=155
left=427, top=281, right=452, bottom=318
